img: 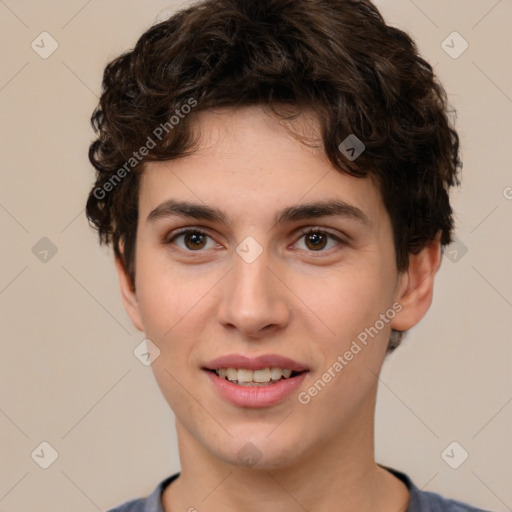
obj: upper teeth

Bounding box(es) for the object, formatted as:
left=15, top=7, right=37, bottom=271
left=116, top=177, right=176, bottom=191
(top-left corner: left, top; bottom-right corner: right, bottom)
left=216, top=367, right=293, bottom=383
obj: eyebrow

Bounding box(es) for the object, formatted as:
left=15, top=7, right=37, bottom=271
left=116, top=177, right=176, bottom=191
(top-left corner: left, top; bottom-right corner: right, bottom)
left=147, top=198, right=371, bottom=228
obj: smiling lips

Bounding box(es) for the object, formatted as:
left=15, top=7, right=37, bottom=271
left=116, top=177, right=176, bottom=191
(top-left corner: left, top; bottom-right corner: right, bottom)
left=203, top=353, right=309, bottom=407
left=215, top=367, right=295, bottom=386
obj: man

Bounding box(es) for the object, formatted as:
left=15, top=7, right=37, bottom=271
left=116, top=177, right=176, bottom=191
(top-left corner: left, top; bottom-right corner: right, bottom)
left=86, top=0, right=490, bottom=510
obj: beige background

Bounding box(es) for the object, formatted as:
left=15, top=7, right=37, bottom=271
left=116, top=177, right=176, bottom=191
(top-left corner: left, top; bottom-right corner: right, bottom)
left=0, top=0, right=511, bottom=510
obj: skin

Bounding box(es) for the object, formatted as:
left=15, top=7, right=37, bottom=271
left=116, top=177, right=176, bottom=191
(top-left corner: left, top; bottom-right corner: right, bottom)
left=116, top=106, right=442, bottom=512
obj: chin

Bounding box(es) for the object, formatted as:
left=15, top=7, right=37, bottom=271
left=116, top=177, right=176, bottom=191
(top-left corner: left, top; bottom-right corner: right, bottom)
left=208, top=429, right=304, bottom=471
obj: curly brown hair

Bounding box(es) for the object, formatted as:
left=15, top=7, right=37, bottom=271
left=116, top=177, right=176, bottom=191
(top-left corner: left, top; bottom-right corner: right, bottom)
left=86, top=0, right=461, bottom=351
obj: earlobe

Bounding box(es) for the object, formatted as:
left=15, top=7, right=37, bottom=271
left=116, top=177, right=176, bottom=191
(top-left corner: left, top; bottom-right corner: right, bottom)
left=114, top=256, right=144, bottom=332
left=390, top=233, right=442, bottom=332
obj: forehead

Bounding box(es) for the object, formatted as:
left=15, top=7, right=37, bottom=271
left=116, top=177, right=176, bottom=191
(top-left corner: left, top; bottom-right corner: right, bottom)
left=138, top=106, right=386, bottom=227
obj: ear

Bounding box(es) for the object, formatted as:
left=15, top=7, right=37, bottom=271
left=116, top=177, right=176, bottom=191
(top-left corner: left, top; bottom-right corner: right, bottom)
left=390, top=232, right=442, bottom=332
left=114, top=256, right=144, bottom=332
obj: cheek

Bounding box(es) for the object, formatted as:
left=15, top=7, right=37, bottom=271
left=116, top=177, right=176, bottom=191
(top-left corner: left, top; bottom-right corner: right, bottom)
left=136, top=264, right=208, bottom=417
left=293, top=270, right=394, bottom=435
left=134, top=247, right=212, bottom=337
left=295, top=258, right=395, bottom=343
left=294, top=253, right=397, bottom=412
left=133, top=246, right=217, bottom=376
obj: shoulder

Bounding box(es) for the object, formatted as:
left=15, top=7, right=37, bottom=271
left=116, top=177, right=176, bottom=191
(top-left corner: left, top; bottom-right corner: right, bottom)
left=107, top=498, right=146, bottom=512
left=381, top=465, right=495, bottom=512
left=106, top=473, right=180, bottom=512
left=409, top=487, right=494, bottom=512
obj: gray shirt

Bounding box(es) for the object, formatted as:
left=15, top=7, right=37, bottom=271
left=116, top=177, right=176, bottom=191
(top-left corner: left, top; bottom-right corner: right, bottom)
left=107, top=466, right=494, bottom=512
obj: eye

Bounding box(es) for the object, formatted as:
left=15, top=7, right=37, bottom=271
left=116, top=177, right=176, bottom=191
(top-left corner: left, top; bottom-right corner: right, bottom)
left=294, top=228, right=345, bottom=252
left=166, top=228, right=218, bottom=251
left=165, top=227, right=345, bottom=254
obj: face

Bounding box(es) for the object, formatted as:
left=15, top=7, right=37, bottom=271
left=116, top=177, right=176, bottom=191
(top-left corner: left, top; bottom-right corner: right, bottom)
left=119, top=106, right=416, bottom=470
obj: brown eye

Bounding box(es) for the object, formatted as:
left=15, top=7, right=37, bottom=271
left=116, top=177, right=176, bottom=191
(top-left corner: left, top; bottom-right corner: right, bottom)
left=295, top=229, right=344, bottom=252
left=167, top=229, right=215, bottom=251
left=304, top=231, right=328, bottom=251
left=183, top=231, right=207, bottom=250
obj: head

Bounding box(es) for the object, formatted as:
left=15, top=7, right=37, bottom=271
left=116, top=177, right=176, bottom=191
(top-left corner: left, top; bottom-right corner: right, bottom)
left=86, top=0, right=460, bottom=469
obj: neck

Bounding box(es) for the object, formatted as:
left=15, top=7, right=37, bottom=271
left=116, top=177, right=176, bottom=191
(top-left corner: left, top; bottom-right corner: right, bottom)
left=162, top=391, right=409, bottom=512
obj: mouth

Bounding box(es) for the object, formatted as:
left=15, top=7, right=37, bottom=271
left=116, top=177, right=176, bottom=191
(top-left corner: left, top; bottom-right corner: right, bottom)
left=203, top=362, right=309, bottom=407
left=204, top=367, right=307, bottom=387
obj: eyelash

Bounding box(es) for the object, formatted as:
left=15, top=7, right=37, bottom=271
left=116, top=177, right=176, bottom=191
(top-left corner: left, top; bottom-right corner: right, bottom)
left=165, top=227, right=346, bottom=254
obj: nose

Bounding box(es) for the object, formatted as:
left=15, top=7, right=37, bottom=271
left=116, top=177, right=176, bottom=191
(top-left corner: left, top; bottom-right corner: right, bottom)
left=216, top=245, right=290, bottom=339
